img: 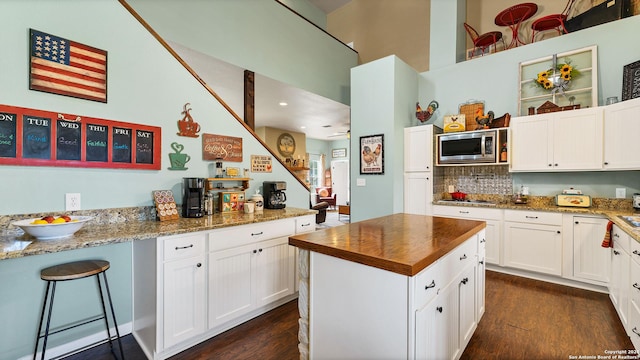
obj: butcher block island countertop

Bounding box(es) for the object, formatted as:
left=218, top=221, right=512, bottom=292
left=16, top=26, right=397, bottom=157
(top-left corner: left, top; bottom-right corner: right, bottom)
left=288, top=213, right=486, bottom=276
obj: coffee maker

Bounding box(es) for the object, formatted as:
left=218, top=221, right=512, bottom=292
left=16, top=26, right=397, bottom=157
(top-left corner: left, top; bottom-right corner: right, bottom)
left=182, top=177, right=204, bottom=218
left=263, top=181, right=287, bottom=209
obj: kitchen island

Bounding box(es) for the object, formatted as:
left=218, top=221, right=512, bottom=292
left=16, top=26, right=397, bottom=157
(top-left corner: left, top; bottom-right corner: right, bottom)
left=289, top=213, right=486, bottom=360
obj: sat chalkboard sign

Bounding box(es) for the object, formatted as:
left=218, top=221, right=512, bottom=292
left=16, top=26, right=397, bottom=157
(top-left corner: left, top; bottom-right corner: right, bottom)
left=0, top=104, right=161, bottom=169
left=0, top=112, right=17, bottom=158
left=622, top=60, right=640, bottom=101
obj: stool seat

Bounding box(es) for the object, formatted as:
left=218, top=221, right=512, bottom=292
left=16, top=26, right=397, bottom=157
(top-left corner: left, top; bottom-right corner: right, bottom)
left=41, top=260, right=110, bottom=281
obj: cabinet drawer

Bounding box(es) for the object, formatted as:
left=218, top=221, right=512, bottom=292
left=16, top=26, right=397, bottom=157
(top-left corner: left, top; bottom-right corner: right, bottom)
left=614, top=224, right=632, bottom=255
left=209, top=219, right=295, bottom=252
left=413, top=261, right=444, bottom=308
left=440, top=235, right=477, bottom=281
left=295, top=216, right=316, bottom=234
left=631, top=238, right=640, bottom=264
left=504, top=210, right=562, bottom=225
left=433, top=205, right=501, bottom=220
left=163, top=232, right=206, bottom=261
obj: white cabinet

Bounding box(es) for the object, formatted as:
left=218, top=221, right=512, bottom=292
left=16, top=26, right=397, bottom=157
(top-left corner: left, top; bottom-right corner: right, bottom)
left=404, top=172, right=433, bottom=215
left=415, top=280, right=459, bottom=360
left=433, top=205, right=502, bottom=265
left=404, top=125, right=434, bottom=172
left=628, top=240, right=640, bottom=349
left=503, top=210, right=563, bottom=275
left=477, top=233, right=486, bottom=319
left=162, top=233, right=207, bottom=349
left=603, top=97, right=640, bottom=170
left=510, top=107, right=603, bottom=172
left=570, top=216, right=610, bottom=284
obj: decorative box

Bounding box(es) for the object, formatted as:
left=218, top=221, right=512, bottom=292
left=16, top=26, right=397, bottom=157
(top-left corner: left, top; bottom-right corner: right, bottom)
left=219, top=191, right=245, bottom=212
left=443, top=114, right=465, bottom=132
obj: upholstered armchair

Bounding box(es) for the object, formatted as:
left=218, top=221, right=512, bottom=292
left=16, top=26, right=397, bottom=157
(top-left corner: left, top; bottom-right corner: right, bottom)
left=316, top=187, right=337, bottom=210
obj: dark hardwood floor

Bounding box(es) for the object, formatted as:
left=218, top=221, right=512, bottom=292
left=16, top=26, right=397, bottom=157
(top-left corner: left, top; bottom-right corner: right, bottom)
left=66, top=270, right=633, bottom=360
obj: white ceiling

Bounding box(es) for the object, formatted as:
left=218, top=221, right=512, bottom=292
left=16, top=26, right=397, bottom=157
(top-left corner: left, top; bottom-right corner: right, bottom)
left=170, top=42, right=351, bottom=141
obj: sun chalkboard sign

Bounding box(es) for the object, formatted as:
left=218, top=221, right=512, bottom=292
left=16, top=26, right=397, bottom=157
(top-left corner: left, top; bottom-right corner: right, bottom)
left=86, top=123, right=108, bottom=162
left=22, top=114, right=51, bottom=159
left=0, top=111, right=17, bottom=158
left=56, top=119, right=82, bottom=161
left=0, top=104, right=161, bottom=169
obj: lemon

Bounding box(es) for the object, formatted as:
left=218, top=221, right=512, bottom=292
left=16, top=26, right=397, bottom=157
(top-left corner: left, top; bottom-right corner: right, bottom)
left=52, top=217, right=66, bottom=224
left=32, top=219, right=49, bottom=225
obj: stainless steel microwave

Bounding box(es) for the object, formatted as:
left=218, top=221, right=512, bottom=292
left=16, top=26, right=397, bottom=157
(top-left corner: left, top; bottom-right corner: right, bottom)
left=437, top=130, right=497, bottom=164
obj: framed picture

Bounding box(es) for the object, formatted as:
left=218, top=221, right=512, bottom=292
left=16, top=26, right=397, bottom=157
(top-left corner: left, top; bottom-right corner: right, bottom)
left=622, top=60, right=640, bottom=101
left=359, top=134, right=384, bottom=175
left=332, top=148, right=346, bottom=158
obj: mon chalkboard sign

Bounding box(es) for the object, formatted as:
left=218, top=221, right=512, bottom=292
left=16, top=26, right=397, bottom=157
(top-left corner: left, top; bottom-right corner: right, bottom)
left=0, top=112, right=17, bottom=158
left=0, top=104, right=161, bottom=169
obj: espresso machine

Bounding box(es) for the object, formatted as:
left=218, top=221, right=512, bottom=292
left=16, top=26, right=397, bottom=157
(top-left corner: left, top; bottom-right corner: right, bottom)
left=182, top=177, right=205, bottom=218
left=263, top=181, right=287, bottom=209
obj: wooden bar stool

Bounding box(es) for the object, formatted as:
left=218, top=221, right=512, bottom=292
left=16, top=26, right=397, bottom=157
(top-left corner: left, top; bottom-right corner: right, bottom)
left=33, top=260, right=125, bottom=360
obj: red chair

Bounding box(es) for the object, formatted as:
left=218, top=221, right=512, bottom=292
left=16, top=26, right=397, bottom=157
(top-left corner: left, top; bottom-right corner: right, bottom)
left=531, top=0, right=576, bottom=42
left=463, top=23, right=504, bottom=59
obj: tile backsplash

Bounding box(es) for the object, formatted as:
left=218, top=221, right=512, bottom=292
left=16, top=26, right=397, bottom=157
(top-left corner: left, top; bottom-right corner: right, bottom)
left=438, top=165, right=513, bottom=195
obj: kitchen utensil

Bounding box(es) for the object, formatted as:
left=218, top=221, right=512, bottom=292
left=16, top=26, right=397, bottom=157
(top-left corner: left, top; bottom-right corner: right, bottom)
left=12, top=216, right=92, bottom=240
left=450, top=191, right=467, bottom=201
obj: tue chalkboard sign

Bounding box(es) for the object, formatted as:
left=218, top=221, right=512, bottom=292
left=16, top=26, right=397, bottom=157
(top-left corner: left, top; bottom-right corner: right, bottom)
left=0, top=111, right=17, bottom=158
left=86, top=123, right=108, bottom=162
left=112, top=127, right=132, bottom=163
left=56, top=119, right=82, bottom=161
left=22, top=114, right=51, bottom=160
left=0, top=104, right=161, bottom=170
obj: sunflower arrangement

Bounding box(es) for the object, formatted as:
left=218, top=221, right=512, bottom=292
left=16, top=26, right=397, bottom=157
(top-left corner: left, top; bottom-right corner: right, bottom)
left=534, top=61, right=580, bottom=91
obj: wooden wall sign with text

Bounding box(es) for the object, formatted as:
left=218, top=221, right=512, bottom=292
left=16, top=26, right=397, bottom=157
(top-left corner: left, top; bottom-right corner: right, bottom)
left=0, top=104, right=161, bottom=170
left=202, top=133, right=243, bottom=162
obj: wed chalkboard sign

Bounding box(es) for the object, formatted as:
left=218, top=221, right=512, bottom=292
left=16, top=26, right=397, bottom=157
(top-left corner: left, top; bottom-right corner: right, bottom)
left=0, top=104, right=161, bottom=169
left=0, top=112, right=17, bottom=158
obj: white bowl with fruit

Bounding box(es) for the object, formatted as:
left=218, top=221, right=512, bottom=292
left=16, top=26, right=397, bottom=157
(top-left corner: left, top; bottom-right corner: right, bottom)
left=11, top=215, right=93, bottom=240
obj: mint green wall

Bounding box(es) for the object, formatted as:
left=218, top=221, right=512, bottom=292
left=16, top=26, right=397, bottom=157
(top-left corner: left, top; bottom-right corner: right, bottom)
left=126, top=0, right=357, bottom=106
left=350, top=56, right=418, bottom=222
left=421, top=15, right=640, bottom=199
left=0, top=1, right=345, bottom=357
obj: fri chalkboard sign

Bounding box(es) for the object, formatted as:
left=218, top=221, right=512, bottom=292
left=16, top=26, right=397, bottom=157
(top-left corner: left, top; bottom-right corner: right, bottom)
left=0, top=104, right=161, bottom=170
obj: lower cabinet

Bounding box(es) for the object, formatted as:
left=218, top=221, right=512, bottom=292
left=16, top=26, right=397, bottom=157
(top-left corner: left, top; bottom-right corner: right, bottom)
left=571, top=216, right=611, bottom=285
left=609, top=225, right=631, bottom=333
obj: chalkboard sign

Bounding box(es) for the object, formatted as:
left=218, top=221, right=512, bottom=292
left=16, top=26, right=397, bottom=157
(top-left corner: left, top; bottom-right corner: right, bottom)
left=56, top=119, right=82, bottom=160
left=86, top=123, right=108, bottom=162
left=136, top=130, right=154, bottom=164
left=0, top=104, right=161, bottom=169
left=0, top=112, right=17, bottom=158
left=112, top=127, right=132, bottom=163
left=622, top=60, right=640, bottom=101
left=22, top=115, right=51, bottom=159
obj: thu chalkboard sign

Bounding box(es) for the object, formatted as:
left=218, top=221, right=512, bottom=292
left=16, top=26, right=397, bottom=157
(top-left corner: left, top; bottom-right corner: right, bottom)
left=0, top=104, right=161, bottom=170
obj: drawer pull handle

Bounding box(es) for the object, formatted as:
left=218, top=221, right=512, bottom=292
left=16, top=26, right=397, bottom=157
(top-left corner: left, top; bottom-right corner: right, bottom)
left=301, top=223, right=311, bottom=227
left=436, top=306, right=443, bottom=313
left=253, top=249, right=257, bottom=254
left=614, top=250, right=620, bottom=255
left=633, top=327, right=640, bottom=337
left=461, top=277, right=469, bottom=285
left=459, top=211, right=469, bottom=214
left=196, top=263, right=202, bottom=268
left=525, top=216, right=538, bottom=219
left=614, top=233, right=620, bottom=238
left=634, top=250, right=640, bottom=256
left=175, top=244, right=194, bottom=250
left=259, top=248, right=263, bottom=253
left=460, top=254, right=467, bottom=260
left=633, top=283, right=640, bottom=290
left=479, top=260, right=484, bottom=265
left=251, top=231, right=264, bottom=236
left=425, top=280, right=436, bottom=290
left=480, top=238, right=486, bottom=243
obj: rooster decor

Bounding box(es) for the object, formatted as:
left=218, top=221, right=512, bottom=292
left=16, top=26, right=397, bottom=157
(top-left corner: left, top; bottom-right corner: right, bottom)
left=416, top=100, right=439, bottom=123
left=475, top=108, right=494, bottom=130
left=362, top=143, right=382, bottom=166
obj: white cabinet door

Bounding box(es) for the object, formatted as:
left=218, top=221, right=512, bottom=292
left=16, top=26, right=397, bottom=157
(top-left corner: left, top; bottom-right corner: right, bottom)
left=552, top=108, right=603, bottom=170
left=415, top=281, right=459, bottom=360
left=504, top=222, right=562, bottom=275
left=458, top=264, right=477, bottom=350
left=477, top=236, right=486, bottom=319
left=255, top=236, right=295, bottom=307
left=483, top=220, right=500, bottom=265
left=404, top=125, right=433, bottom=172
left=629, top=258, right=640, bottom=344
left=510, top=114, right=553, bottom=171
left=572, top=216, right=610, bottom=284
left=404, top=172, right=433, bottom=215
left=208, top=243, right=255, bottom=328
left=603, top=97, right=640, bottom=170
left=163, top=254, right=206, bottom=348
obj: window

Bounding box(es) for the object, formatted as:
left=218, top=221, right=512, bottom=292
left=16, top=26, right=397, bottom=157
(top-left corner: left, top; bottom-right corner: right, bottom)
left=308, top=154, right=322, bottom=189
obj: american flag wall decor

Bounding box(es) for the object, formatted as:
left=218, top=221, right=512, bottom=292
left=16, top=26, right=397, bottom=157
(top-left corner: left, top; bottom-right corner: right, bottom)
left=29, top=29, right=107, bottom=103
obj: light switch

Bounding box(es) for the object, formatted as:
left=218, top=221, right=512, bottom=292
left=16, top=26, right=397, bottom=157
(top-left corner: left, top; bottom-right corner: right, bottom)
left=616, top=188, right=626, bottom=198
left=356, top=178, right=366, bottom=186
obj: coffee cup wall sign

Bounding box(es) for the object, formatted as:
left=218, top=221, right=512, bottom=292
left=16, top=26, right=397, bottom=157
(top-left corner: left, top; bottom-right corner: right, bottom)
left=177, top=103, right=200, bottom=138
left=168, top=142, right=190, bottom=170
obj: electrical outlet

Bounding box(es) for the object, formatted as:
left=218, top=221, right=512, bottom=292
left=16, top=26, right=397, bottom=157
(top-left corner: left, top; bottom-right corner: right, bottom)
left=616, top=188, right=626, bottom=199
left=65, top=193, right=81, bottom=211
left=356, top=178, right=366, bottom=187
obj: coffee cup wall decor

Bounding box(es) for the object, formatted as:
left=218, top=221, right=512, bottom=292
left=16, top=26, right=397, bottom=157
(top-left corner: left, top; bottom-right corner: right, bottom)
left=168, top=142, right=190, bottom=170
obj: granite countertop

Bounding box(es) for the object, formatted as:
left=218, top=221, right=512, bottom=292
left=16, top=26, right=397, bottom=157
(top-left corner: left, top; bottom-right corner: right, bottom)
left=0, top=207, right=315, bottom=261
left=289, top=213, right=486, bottom=276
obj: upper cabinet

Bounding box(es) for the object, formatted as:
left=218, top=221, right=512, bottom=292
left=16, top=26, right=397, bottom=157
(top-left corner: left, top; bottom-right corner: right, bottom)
left=603, top=97, right=640, bottom=170
left=404, top=125, right=435, bottom=172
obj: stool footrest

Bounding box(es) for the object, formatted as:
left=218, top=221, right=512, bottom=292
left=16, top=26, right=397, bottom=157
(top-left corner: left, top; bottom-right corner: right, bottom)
left=36, top=315, right=105, bottom=339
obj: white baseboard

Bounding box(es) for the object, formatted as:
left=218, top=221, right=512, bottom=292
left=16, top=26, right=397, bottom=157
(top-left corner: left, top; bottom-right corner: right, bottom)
left=23, top=322, right=132, bottom=360
left=486, top=265, right=609, bottom=294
